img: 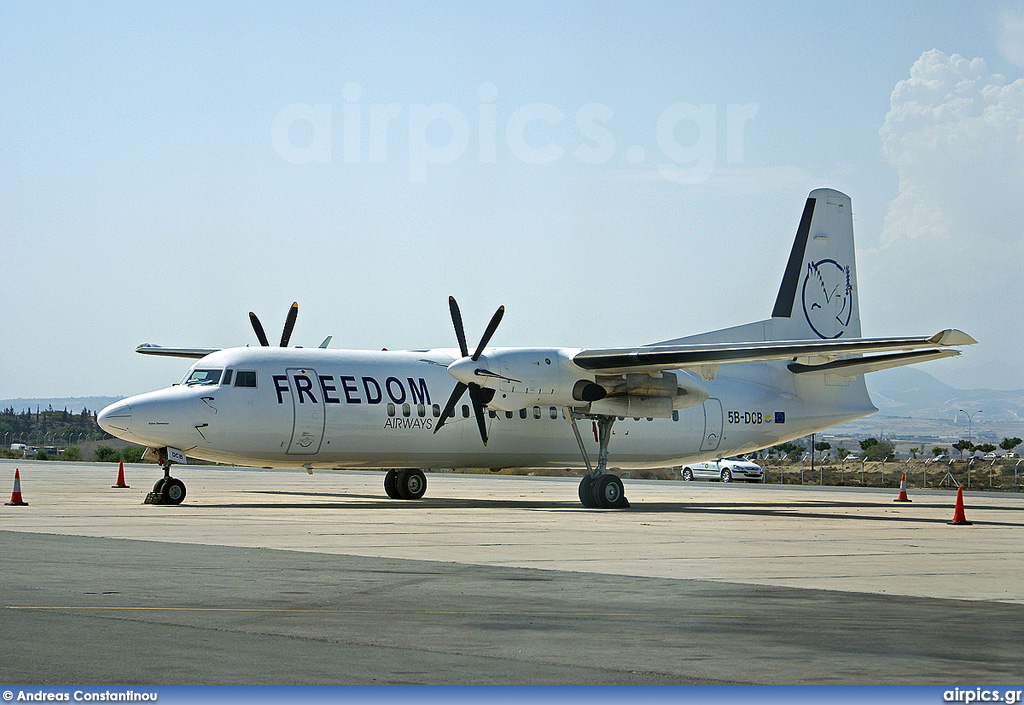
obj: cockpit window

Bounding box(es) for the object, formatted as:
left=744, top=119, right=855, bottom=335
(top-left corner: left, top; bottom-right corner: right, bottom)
left=184, top=369, right=222, bottom=386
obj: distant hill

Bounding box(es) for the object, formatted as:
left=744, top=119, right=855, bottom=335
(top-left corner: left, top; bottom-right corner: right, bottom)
left=865, top=367, right=1024, bottom=425
left=0, top=397, right=121, bottom=415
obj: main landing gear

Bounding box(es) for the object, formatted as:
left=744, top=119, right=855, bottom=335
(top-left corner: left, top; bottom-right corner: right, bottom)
left=568, top=412, right=629, bottom=509
left=384, top=469, right=427, bottom=500
left=144, top=453, right=187, bottom=505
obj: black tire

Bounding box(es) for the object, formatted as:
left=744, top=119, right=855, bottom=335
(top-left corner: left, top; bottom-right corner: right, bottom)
left=164, top=477, right=186, bottom=504
left=592, top=474, right=627, bottom=509
left=384, top=470, right=401, bottom=499
left=682, top=468, right=694, bottom=481
left=152, top=477, right=168, bottom=493
left=720, top=468, right=732, bottom=483
left=578, top=475, right=596, bottom=507
left=398, top=469, right=427, bottom=500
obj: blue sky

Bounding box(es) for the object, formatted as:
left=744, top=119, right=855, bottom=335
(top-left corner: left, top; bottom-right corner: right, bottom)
left=2, top=1, right=1022, bottom=398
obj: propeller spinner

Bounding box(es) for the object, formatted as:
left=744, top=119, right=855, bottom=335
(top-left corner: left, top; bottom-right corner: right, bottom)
left=249, top=302, right=299, bottom=347
left=434, top=297, right=504, bottom=445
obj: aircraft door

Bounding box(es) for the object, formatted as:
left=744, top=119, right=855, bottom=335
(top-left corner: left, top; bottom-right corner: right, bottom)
left=285, top=367, right=325, bottom=455
left=700, top=398, right=723, bottom=452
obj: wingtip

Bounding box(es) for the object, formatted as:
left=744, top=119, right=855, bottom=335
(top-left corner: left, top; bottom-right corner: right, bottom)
left=931, top=329, right=979, bottom=346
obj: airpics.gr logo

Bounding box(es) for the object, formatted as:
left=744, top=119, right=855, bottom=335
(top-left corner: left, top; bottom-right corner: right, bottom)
left=801, top=259, right=852, bottom=339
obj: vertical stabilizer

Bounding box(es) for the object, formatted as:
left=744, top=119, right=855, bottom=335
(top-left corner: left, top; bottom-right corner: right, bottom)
left=770, top=188, right=860, bottom=341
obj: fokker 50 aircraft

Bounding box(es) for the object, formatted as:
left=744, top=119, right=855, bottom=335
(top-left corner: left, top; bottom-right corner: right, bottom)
left=98, top=189, right=975, bottom=508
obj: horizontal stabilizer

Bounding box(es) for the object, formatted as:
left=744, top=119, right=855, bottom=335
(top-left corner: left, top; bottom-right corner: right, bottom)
left=786, top=349, right=961, bottom=377
left=135, top=344, right=222, bottom=359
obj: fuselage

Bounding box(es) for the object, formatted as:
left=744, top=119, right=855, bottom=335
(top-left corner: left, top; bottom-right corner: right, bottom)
left=98, top=345, right=877, bottom=470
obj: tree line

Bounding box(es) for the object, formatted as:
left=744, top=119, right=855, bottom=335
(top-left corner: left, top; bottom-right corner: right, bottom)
left=764, top=436, right=1022, bottom=462
left=0, top=406, right=112, bottom=447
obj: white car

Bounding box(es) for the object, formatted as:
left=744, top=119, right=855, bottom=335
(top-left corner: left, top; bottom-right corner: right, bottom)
left=681, top=457, right=763, bottom=483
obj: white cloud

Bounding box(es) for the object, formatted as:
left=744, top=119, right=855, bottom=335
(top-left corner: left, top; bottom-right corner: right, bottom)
left=863, top=50, right=1024, bottom=389
left=999, top=10, right=1024, bottom=68
left=879, top=50, right=1024, bottom=251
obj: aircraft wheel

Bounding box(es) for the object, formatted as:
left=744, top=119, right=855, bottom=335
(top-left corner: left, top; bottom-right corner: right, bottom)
left=578, top=475, right=597, bottom=507
left=720, top=469, right=732, bottom=483
left=163, top=478, right=186, bottom=504
left=398, top=469, right=426, bottom=500
left=384, top=470, right=401, bottom=499
left=152, top=477, right=168, bottom=493
left=682, top=468, right=693, bottom=481
left=592, top=474, right=627, bottom=509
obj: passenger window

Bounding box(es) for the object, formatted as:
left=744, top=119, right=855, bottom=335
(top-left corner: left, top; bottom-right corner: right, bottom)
left=402, top=403, right=411, bottom=418
left=462, top=405, right=470, bottom=418
left=533, top=407, right=541, bottom=419
left=672, top=410, right=679, bottom=422
left=432, top=404, right=440, bottom=418
left=417, top=404, right=426, bottom=418
left=489, top=410, right=497, bottom=418
left=519, top=409, right=527, bottom=419
left=235, top=371, right=257, bottom=388
left=387, top=403, right=396, bottom=417
left=549, top=407, right=557, bottom=420
left=222, top=370, right=233, bottom=386
left=505, top=411, right=513, bottom=419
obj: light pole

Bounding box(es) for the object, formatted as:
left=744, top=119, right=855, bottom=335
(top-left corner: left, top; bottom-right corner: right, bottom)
left=959, top=409, right=982, bottom=445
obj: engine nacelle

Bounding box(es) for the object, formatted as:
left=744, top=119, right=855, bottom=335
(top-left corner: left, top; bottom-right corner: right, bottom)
left=587, top=395, right=675, bottom=418
left=482, top=348, right=597, bottom=411
left=587, top=371, right=709, bottom=418
left=470, top=349, right=709, bottom=419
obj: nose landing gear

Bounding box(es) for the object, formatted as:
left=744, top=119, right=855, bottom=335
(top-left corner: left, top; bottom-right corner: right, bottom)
left=144, top=451, right=187, bottom=505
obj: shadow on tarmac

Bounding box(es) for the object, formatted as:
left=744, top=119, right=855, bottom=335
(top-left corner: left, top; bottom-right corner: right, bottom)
left=184, top=489, right=1024, bottom=526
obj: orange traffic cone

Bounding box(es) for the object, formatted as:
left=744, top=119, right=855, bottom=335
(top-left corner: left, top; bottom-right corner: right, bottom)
left=948, top=486, right=972, bottom=525
left=112, top=460, right=130, bottom=489
left=5, top=469, right=28, bottom=506
left=894, top=473, right=911, bottom=502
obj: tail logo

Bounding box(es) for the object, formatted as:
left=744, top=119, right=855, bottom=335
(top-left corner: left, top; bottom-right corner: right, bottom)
left=801, top=259, right=852, bottom=339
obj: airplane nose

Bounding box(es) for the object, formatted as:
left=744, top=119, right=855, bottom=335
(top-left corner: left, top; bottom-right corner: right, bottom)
left=98, top=401, right=132, bottom=433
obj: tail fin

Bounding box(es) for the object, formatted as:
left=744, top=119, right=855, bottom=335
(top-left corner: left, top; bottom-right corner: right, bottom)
left=769, top=188, right=860, bottom=341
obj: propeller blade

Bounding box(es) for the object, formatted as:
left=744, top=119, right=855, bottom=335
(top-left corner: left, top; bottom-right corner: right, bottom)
left=249, top=312, right=270, bottom=347
left=448, top=297, right=469, bottom=358
left=468, top=383, right=488, bottom=445
left=280, top=302, right=298, bottom=347
left=471, top=306, right=504, bottom=361
left=433, top=381, right=468, bottom=435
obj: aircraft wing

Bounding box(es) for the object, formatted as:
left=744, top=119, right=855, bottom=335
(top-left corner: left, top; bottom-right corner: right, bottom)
left=572, top=329, right=976, bottom=376
left=135, top=344, right=223, bottom=359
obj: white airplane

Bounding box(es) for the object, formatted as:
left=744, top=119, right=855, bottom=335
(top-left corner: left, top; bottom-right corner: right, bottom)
left=98, top=188, right=975, bottom=508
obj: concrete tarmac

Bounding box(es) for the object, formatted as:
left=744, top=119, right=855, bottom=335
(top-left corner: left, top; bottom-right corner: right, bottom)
left=2, top=460, right=1023, bottom=684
